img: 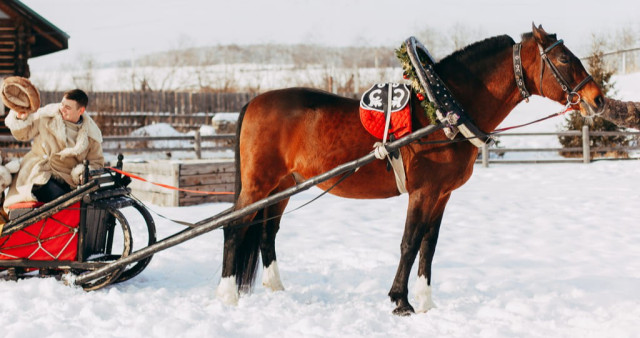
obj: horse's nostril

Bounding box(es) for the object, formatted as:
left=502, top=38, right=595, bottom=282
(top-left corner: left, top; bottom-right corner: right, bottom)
left=595, top=95, right=605, bottom=109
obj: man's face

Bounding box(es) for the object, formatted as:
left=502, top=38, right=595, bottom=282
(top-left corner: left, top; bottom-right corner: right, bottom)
left=60, top=97, right=85, bottom=123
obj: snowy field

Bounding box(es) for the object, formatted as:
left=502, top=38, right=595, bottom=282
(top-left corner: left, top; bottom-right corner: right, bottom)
left=0, top=160, right=638, bottom=337
left=2, top=71, right=640, bottom=338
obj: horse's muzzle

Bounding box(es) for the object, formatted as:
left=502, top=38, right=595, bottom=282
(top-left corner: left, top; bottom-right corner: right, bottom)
left=580, top=94, right=605, bottom=118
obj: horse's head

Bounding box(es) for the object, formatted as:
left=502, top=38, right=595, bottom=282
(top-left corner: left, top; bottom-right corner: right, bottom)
left=529, top=23, right=605, bottom=117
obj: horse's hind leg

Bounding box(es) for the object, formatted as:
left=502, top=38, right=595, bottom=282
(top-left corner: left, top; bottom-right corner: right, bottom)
left=260, top=175, right=295, bottom=292
left=260, top=199, right=289, bottom=291
left=217, top=157, right=291, bottom=304
left=217, top=180, right=283, bottom=304
left=217, top=226, right=251, bottom=305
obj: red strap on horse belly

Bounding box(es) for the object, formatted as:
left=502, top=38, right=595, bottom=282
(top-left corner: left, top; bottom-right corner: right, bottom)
left=359, top=104, right=412, bottom=140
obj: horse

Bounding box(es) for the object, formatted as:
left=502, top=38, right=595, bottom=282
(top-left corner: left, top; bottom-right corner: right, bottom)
left=215, top=24, right=605, bottom=315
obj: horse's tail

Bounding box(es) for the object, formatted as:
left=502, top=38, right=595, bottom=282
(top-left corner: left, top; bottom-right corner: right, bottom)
left=231, top=102, right=262, bottom=292
left=233, top=102, right=248, bottom=205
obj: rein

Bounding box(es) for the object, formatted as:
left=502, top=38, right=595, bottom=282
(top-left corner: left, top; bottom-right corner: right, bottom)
left=415, top=104, right=573, bottom=145
left=491, top=103, right=574, bottom=134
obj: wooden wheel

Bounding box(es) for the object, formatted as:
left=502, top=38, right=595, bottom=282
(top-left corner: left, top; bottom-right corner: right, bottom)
left=78, top=207, right=132, bottom=291
left=113, top=199, right=156, bottom=284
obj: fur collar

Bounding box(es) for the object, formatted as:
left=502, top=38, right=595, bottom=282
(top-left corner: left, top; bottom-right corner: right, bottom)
left=32, top=103, right=103, bottom=158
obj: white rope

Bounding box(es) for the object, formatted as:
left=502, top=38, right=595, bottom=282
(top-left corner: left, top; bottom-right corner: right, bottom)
left=382, top=83, right=393, bottom=144
left=371, top=83, right=408, bottom=194
left=373, top=142, right=389, bottom=160
left=372, top=142, right=408, bottom=194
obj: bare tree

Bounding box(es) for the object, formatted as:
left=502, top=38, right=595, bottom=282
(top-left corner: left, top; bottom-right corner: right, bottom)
left=614, top=26, right=638, bottom=73
left=447, top=23, right=486, bottom=52
left=414, top=25, right=447, bottom=60
left=132, top=35, right=195, bottom=91
left=73, top=53, right=96, bottom=92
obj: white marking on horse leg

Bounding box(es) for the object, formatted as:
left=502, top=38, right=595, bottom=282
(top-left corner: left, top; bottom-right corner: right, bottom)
left=216, top=276, right=239, bottom=305
left=262, top=261, right=285, bottom=291
left=414, top=275, right=436, bottom=313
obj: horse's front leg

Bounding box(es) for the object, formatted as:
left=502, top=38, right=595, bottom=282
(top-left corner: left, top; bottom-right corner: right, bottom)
left=415, top=193, right=449, bottom=313
left=388, top=192, right=434, bottom=316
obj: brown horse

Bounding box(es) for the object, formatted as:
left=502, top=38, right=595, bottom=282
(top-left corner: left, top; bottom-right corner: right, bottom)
left=215, top=24, right=605, bottom=315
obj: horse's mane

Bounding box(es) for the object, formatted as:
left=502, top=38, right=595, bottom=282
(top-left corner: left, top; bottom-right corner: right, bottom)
left=520, top=32, right=557, bottom=41
left=437, top=35, right=516, bottom=68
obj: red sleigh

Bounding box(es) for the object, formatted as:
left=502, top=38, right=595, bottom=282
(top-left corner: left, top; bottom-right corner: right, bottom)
left=0, top=157, right=156, bottom=290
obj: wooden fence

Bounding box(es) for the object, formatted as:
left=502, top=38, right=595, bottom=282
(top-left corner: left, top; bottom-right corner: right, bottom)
left=0, top=132, right=236, bottom=159
left=2, top=128, right=639, bottom=164
left=38, top=91, right=255, bottom=135
left=40, top=91, right=255, bottom=114
left=478, top=126, right=640, bottom=167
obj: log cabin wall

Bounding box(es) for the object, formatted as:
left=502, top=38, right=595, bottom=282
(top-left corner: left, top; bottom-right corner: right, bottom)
left=0, top=0, right=69, bottom=134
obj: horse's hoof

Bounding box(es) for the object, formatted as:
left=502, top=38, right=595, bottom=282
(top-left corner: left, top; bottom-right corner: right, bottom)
left=262, top=261, right=285, bottom=292
left=216, top=276, right=239, bottom=305
left=392, top=304, right=415, bottom=316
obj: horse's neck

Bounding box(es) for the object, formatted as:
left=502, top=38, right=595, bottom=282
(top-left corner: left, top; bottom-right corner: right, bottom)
left=437, top=46, right=523, bottom=133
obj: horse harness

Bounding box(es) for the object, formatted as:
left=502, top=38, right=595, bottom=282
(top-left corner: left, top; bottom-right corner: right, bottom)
left=370, top=37, right=596, bottom=195
left=513, top=39, right=593, bottom=107
left=404, top=37, right=492, bottom=148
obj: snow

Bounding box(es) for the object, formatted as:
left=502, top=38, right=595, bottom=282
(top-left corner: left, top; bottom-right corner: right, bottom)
left=1, top=161, right=638, bottom=337
left=2, top=74, right=640, bottom=337
left=29, top=63, right=402, bottom=93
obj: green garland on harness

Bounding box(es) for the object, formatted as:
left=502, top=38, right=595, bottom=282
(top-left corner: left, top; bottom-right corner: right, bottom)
left=395, top=42, right=438, bottom=124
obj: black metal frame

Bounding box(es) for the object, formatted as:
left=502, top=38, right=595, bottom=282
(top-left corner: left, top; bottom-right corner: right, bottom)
left=0, top=155, right=157, bottom=290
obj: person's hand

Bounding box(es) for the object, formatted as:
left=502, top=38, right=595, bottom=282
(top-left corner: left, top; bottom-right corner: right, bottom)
left=15, top=111, right=28, bottom=120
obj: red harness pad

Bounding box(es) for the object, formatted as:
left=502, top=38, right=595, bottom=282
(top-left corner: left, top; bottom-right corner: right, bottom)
left=0, top=202, right=80, bottom=261
left=359, top=83, right=412, bottom=140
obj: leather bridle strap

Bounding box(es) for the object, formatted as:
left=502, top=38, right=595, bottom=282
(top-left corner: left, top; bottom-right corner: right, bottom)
left=513, top=43, right=530, bottom=101
left=538, top=39, right=593, bottom=103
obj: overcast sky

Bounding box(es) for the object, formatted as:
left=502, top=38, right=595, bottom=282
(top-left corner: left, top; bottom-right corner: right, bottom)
left=20, top=0, right=640, bottom=71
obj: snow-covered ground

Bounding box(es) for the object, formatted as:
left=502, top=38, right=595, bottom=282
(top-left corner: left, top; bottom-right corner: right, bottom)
left=1, top=72, right=640, bottom=338
left=0, top=161, right=638, bottom=337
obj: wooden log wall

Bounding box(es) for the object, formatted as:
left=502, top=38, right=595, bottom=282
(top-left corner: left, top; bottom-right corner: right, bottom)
left=122, top=159, right=235, bottom=206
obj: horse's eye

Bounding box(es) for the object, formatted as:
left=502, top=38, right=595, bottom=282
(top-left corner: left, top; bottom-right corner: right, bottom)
left=558, top=54, right=570, bottom=64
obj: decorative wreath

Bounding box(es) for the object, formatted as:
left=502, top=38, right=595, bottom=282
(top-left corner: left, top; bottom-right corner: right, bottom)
left=395, top=42, right=438, bottom=124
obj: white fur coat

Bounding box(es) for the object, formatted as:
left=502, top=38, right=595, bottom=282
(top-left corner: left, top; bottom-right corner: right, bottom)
left=3, top=103, right=104, bottom=208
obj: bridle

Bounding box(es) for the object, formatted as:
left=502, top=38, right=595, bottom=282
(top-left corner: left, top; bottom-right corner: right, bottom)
left=513, top=39, right=593, bottom=108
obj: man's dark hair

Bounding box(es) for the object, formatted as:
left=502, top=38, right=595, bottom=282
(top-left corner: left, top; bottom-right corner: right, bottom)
left=64, top=89, right=89, bottom=108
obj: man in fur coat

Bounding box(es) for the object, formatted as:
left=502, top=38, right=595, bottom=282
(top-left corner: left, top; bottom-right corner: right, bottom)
left=3, top=89, right=104, bottom=211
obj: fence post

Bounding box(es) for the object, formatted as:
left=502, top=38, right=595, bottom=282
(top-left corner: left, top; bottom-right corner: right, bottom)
left=194, top=130, right=202, bottom=159
left=582, top=125, right=590, bottom=163
left=481, top=143, right=489, bottom=168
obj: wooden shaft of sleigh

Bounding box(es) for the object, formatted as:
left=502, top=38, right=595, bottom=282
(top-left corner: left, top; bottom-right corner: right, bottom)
left=74, top=123, right=445, bottom=287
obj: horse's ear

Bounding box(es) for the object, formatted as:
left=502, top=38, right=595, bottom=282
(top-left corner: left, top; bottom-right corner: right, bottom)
left=532, top=22, right=550, bottom=45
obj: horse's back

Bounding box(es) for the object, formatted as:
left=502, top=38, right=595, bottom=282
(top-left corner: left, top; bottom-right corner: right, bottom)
left=241, top=87, right=370, bottom=160
left=245, top=87, right=357, bottom=121
left=239, top=87, right=399, bottom=198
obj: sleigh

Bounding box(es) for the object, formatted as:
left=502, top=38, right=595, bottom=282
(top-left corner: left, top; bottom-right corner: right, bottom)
left=0, top=155, right=157, bottom=290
